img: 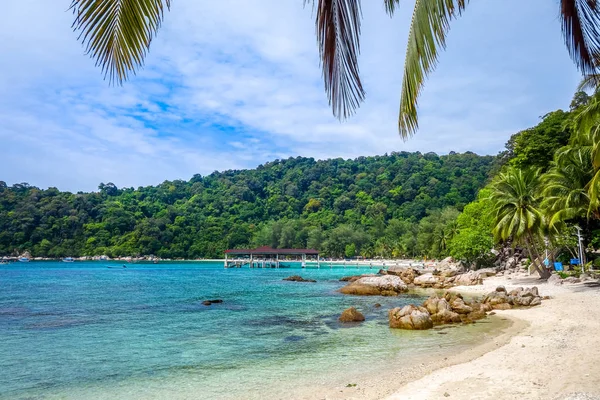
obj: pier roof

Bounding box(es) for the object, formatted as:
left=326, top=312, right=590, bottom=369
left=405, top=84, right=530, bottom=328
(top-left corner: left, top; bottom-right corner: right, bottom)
left=224, top=246, right=319, bottom=256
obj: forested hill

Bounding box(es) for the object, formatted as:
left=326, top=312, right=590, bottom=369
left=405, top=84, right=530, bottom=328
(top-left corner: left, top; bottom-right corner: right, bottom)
left=0, top=152, right=496, bottom=259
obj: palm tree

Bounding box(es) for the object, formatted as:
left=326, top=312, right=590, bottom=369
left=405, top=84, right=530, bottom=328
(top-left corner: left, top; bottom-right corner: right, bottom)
left=542, top=146, right=595, bottom=227
left=70, top=1, right=600, bottom=138
left=489, top=167, right=550, bottom=279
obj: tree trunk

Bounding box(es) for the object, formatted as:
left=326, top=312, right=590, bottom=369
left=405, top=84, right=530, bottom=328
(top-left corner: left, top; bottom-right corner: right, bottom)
left=525, top=234, right=551, bottom=280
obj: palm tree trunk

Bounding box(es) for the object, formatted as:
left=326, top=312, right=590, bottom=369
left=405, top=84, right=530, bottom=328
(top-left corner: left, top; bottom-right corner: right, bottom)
left=525, top=234, right=551, bottom=279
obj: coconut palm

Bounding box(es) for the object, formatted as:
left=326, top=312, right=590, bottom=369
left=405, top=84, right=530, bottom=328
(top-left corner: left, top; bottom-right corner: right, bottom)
left=70, top=0, right=600, bottom=138
left=489, top=167, right=550, bottom=279
left=542, top=146, right=595, bottom=227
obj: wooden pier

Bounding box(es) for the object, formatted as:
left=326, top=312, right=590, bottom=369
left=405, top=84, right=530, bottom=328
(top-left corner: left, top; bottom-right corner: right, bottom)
left=224, top=246, right=319, bottom=269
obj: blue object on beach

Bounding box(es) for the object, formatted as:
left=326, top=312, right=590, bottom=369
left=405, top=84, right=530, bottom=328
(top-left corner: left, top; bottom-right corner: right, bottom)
left=544, top=258, right=549, bottom=266
left=554, top=262, right=563, bottom=271
left=570, top=258, right=580, bottom=265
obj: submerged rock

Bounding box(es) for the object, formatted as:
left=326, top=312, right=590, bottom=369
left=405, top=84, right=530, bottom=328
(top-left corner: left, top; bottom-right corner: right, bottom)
left=339, top=307, right=366, bottom=323
left=202, top=299, right=223, bottom=306
left=340, top=275, right=408, bottom=296
left=283, top=275, right=316, bottom=283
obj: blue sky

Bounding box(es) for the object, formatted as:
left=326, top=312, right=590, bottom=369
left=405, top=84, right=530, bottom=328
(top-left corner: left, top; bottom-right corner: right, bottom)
left=0, top=0, right=583, bottom=192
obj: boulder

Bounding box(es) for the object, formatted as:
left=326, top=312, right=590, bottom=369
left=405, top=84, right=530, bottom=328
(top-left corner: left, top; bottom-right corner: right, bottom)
left=547, top=274, right=563, bottom=285
left=431, top=308, right=462, bottom=324
left=476, top=268, right=498, bottom=278
left=529, top=297, right=542, bottom=307
left=496, top=285, right=507, bottom=293
left=389, top=305, right=433, bottom=330
left=340, top=275, right=408, bottom=296
left=414, top=273, right=439, bottom=287
left=386, top=267, right=419, bottom=284
left=453, top=271, right=483, bottom=286
left=423, top=296, right=451, bottom=315
left=283, top=275, right=316, bottom=283
left=339, top=307, right=365, bottom=322
left=340, top=274, right=375, bottom=282
left=450, top=297, right=473, bottom=314
left=563, top=277, right=581, bottom=284
left=436, top=257, right=465, bottom=278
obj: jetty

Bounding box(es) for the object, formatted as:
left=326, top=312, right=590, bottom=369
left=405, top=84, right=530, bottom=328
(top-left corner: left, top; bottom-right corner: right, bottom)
left=224, top=246, right=319, bottom=268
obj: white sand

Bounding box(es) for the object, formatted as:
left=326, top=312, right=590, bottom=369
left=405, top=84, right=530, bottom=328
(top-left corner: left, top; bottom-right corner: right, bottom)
left=384, top=275, right=600, bottom=400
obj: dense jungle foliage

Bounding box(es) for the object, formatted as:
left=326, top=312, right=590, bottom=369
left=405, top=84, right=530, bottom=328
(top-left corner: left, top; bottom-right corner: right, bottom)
left=0, top=152, right=495, bottom=258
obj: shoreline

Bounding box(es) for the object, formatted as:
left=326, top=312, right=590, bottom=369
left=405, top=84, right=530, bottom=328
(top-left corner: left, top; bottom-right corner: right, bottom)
left=382, top=276, right=600, bottom=400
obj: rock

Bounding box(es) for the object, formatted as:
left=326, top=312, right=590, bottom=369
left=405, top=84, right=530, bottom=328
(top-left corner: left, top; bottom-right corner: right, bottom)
left=202, top=299, right=223, bottom=306
left=493, top=303, right=512, bottom=310
left=529, top=297, right=542, bottom=306
left=431, top=308, right=463, bottom=324
left=496, top=286, right=506, bottom=293
left=508, top=287, right=524, bottom=297
left=413, top=273, right=439, bottom=287
left=389, top=305, right=433, bottom=330
left=340, top=274, right=375, bottom=282
left=476, top=268, right=497, bottom=278
left=548, top=274, right=563, bottom=285
left=436, top=257, right=465, bottom=278
left=423, top=296, right=451, bottom=315
left=450, top=298, right=473, bottom=314
left=564, top=277, right=581, bottom=284
left=283, top=275, right=316, bottom=283
left=453, top=271, right=483, bottom=286
left=374, top=303, right=381, bottom=308
left=340, top=275, right=408, bottom=296
left=339, top=307, right=365, bottom=322
left=521, top=287, right=539, bottom=297
left=386, top=267, right=420, bottom=284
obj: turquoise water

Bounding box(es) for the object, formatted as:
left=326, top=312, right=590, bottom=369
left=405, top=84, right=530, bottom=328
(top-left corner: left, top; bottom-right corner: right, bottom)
left=0, top=262, right=507, bottom=399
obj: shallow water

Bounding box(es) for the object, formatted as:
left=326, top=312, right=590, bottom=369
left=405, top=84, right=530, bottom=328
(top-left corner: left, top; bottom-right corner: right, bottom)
left=0, top=262, right=508, bottom=399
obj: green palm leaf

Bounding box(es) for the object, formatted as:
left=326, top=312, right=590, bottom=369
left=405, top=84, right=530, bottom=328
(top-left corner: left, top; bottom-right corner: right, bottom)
left=305, top=0, right=365, bottom=119
left=560, top=0, right=600, bottom=77
left=398, top=0, right=468, bottom=139
left=71, top=0, right=170, bottom=84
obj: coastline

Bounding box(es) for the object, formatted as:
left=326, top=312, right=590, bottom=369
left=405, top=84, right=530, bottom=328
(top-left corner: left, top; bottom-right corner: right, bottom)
left=382, top=275, right=600, bottom=400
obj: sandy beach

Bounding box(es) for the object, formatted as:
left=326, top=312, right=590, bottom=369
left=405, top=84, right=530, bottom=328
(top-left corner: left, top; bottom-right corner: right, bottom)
left=381, top=275, right=600, bottom=400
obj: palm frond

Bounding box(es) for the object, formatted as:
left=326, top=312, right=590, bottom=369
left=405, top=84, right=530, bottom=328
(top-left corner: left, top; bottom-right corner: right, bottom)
left=71, top=0, right=170, bottom=84
left=398, top=0, right=468, bottom=139
left=384, top=0, right=400, bottom=15
left=305, top=0, right=365, bottom=119
left=560, top=0, right=600, bottom=76
left=577, top=73, right=600, bottom=92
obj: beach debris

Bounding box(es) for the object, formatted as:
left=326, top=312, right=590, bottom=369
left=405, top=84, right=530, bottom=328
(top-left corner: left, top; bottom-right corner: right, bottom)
left=388, top=305, right=433, bottom=330
left=339, top=307, right=365, bottom=323
left=202, top=299, right=223, bottom=306
left=444, top=392, right=450, bottom=397
left=282, top=275, right=316, bottom=283
left=339, top=275, right=408, bottom=296
left=346, top=383, right=357, bottom=387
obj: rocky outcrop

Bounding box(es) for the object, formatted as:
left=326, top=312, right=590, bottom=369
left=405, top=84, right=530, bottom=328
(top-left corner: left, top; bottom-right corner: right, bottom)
left=389, top=305, right=433, bottom=330
left=413, top=273, right=439, bottom=287
left=389, top=285, right=546, bottom=330
left=340, top=274, right=376, bottom=282
left=339, top=307, right=365, bottom=322
left=283, top=275, right=316, bottom=283
left=482, top=286, right=543, bottom=309
left=383, top=267, right=420, bottom=284
left=340, top=275, right=408, bottom=296
left=436, top=257, right=465, bottom=277
left=452, top=271, right=483, bottom=286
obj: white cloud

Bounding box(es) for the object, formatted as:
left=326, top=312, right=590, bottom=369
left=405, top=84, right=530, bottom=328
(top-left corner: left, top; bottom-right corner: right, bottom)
left=0, top=0, right=583, bottom=191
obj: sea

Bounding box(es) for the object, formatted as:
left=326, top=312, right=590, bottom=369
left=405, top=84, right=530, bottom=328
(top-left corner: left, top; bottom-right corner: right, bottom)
left=0, top=262, right=509, bottom=399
